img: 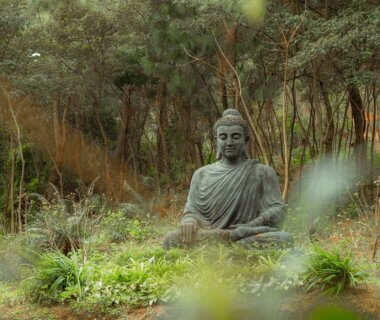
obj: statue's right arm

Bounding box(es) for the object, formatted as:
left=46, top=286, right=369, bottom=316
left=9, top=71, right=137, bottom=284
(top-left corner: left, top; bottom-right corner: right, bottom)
left=180, top=219, right=198, bottom=243
left=179, top=169, right=202, bottom=242
left=252, top=165, right=285, bottom=228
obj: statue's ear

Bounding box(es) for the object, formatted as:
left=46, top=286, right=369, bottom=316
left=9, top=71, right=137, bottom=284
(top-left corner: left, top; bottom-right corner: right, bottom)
left=243, top=137, right=249, bottom=159
left=216, top=144, right=222, bottom=160
left=214, top=135, right=222, bottom=160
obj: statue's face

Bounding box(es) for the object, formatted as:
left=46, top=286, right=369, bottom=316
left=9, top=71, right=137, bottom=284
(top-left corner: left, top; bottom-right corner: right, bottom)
left=216, top=125, right=247, bottom=163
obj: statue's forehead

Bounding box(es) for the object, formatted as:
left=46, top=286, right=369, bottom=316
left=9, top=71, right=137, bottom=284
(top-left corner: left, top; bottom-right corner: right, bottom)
left=216, top=125, right=244, bottom=135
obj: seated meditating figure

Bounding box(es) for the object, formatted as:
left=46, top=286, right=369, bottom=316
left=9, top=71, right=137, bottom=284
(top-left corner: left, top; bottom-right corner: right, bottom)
left=163, top=109, right=293, bottom=250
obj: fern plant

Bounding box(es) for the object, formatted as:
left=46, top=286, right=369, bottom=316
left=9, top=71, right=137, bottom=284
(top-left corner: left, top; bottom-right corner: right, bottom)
left=26, top=183, right=103, bottom=254
left=302, top=245, right=368, bottom=295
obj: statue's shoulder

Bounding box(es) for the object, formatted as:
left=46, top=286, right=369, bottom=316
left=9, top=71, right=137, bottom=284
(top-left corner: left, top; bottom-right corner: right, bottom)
left=252, top=161, right=278, bottom=177
left=247, top=159, right=260, bottom=166
left=192, top=163, right=214, bottom=177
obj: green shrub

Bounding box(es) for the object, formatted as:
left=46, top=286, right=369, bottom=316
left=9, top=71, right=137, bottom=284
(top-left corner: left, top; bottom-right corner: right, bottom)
left=24, top=244, right=306, bottom=310
left=101, top=210, right=153, bottom=243
left=30, top=251, right=86, bottom=302
left=80, top=254, right=189, bottom=310
left=26, top=189, right=103, bottom=254
left=302, top=245, right=368, bottom=295
left=115, top=246, right=185, bottom=265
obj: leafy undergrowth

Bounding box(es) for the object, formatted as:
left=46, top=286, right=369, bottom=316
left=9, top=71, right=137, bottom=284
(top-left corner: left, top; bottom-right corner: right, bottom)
left=0, top=200, right=379, bottom=319
left=25, top=244, right=301, bottom=312
left=10, top=240, right=372, bottom=317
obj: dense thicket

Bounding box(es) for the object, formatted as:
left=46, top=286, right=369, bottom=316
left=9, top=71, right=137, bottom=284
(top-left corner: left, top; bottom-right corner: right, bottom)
left=0, top=0, right=379, bottom=232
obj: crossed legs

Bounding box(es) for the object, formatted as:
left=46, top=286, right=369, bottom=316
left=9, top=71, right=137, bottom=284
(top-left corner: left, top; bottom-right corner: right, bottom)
left=163, top=226, right=293, bottom=250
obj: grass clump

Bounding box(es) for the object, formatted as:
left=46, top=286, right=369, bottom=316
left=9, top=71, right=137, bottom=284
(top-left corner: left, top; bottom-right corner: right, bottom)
left=26, top=244, right=298, bottom=312
left=81, top=255, right=189, bottom=310
left=30, top=251, right=86, bottom=302
left=302, top=245, right=368, bottom=295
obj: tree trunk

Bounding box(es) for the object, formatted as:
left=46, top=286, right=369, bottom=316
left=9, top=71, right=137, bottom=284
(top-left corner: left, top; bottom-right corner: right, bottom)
left=348, top=84, right=366, bottom=175
left=288, top=76, right=298, bottom=184
left=336, top=99, right=349, bottom=162
left=225, top=22, right=239, bottom=109
left=156, top=83, right=170, bottom=194
left=320, top=81, right=335, bottom=156
left=267, top=100, right=280, bottom=156
left=370, top=82, right=377, bottom=200
left=9, top=135, right=15, bottom=233
left=312, top=63, right=322, bottom=157
left=281, top=40, right=290, bottom=201
left=115, top=86, right=133, bottom=162
left=1, top=121, right=9, bottom=232
left=7, top=92, right=25, bottom=233
left=52, top=98, right=66, bottom=196
left=217, top=51, right=229, bottom=110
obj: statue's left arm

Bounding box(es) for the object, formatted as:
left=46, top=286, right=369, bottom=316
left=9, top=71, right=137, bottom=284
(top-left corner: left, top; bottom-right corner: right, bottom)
left=249, top=165, right=286, bottom=228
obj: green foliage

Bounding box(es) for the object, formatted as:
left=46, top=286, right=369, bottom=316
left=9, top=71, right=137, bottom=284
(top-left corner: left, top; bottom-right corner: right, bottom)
left=241, top=0, right=266, bottom=24
left=309, top=305, right=360, bottom=320
left=0, top=280, right=25, bottom=307
left=0, top=142, right=50, bottom=230
left=0, top=0, right=27, bottom=72
left=5, top=227, right=376, bottom=315
left=81, top=254, right=187, bottom=309
left=1, top=0, right=380, bottom=315
left=75, top=244, right=295, bottom=311
left=30, top=251, right=86, bottom=302
left=25, top=244, right=304, bottom=311
left=26, top=188, right=103, bottom=253
left=302, top=245, right=368, bottom=295
left=0, top=234, right=32, bottom=281
left=287, top=2, right=380, bottom=86
left=101, top=209, right=154, bottom=243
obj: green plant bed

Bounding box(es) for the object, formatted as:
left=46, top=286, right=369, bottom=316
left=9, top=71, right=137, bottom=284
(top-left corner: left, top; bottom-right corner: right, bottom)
left=29, top=252, right=86, bottom=303
left=1, top=203, right=376, bottom=318
left=302, top=245, right=368, bottom=295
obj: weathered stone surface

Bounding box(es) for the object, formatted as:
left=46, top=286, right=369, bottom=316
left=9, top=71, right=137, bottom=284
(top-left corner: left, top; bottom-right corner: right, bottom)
left=163, top=109, right=293, bottom=250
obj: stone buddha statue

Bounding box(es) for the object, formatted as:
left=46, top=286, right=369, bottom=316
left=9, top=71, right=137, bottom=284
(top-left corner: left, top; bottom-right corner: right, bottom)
left=163, top=109, right=293, bottom=250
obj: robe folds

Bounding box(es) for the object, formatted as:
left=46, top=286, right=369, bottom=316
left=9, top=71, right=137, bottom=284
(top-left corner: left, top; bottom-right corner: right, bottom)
left=181, top=159, right=286, bottom=229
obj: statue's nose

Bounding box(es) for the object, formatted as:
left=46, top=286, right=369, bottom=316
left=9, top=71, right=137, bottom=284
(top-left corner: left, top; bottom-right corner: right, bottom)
left=226, top=136, right=233, bottom=145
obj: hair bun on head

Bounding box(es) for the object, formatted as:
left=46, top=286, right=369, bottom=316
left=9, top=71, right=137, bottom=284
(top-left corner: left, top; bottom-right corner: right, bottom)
left=223, top=109, right=241, bottom=118
left=214, top=108, right=248, bottom=137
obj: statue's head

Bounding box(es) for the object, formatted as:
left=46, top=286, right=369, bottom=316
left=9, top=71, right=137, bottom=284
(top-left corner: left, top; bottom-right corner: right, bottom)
left=214, top=109, right=249, bottom=163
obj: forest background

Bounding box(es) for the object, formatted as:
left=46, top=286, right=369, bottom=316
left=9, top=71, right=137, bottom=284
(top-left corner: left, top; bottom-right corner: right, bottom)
left=1, top=0, right=379, bottom=221
left=0, top=0, right=379, bottom=318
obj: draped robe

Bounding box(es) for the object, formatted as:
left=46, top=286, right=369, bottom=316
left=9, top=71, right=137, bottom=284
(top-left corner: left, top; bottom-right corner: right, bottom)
left=181, top=160, right=285, bottom=229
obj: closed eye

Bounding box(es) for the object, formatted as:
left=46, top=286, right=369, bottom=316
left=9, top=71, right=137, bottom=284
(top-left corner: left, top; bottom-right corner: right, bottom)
left=218, top=134, right=227, bottom=140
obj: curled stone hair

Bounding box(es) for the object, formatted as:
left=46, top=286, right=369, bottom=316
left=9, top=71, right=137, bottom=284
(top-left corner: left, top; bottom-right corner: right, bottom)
left=214, top=109, right=249, bottom=137
left=214, top=109, right=250, bottom=160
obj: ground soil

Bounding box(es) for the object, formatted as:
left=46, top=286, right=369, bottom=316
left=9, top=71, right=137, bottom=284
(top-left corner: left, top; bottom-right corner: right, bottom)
left=0, top=287, right=379, bottom=320
left=280, top=285, right=380, bottom=320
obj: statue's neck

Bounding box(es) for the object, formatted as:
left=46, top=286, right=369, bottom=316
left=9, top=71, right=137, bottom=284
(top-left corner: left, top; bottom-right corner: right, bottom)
left=220, top=156, right=245, bottom=166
